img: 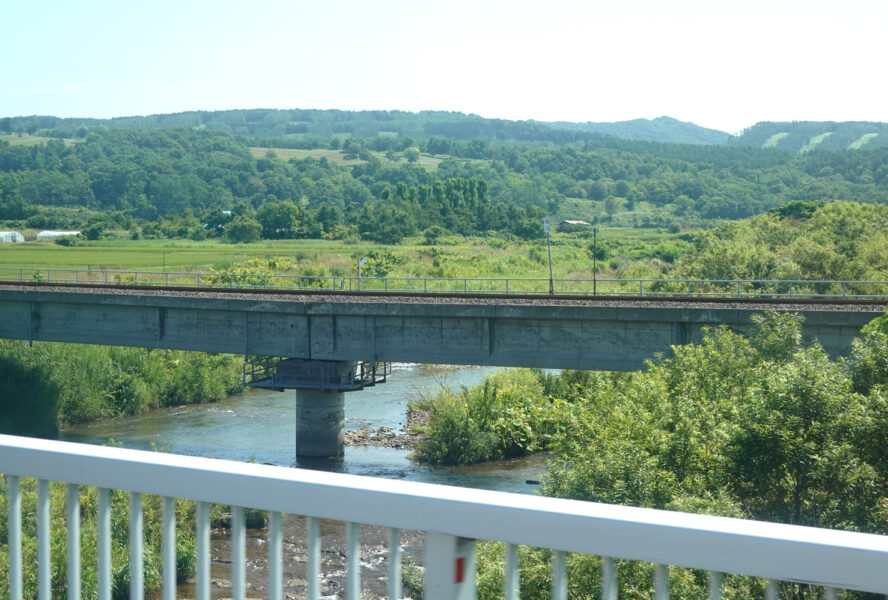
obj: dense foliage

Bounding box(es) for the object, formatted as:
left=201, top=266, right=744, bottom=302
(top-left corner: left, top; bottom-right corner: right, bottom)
left=415, top=313, right=888, bottom=598
left=0, top=340, right=244, bottom=434
left=669, top=201, right=888, bottom=283
left=1, top=110, right=727, bottom=146
left=2, top=123, right=888, bottom=243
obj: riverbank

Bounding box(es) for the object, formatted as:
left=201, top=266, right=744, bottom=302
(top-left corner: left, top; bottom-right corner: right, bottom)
left=343, top=406, right=430, bottom=450
left=0, top=340, right=244, bottom=435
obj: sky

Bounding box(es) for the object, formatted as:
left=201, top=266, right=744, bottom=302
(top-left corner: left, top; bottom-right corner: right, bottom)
left=2, top=0, right=886, bottom=134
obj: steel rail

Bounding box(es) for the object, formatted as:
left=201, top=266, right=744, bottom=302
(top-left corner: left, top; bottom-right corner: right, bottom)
left=1, top=279, right=887, bottom=308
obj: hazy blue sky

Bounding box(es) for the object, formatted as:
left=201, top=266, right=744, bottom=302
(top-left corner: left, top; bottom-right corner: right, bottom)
left=2, top=0, right=885, bottom=133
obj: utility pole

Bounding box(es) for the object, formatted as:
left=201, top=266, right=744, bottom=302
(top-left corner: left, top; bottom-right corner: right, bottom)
left=593, top=227, right=598, bottom=296
left=544, top=218, right=554, bottom=295
left=357, top=257, right=368, bottom=290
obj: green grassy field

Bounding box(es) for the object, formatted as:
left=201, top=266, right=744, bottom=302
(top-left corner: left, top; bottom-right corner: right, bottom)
left=848, top=132, right=878, bottom=150
left=0, top=228, right=677, bottom=282
left=0, top=134, right=75, bottom=147
left=762, top=132, right=789, bottom=148
left=799, top=132, right=834, bottom=154
left=249, top=146, right=442, bottom=170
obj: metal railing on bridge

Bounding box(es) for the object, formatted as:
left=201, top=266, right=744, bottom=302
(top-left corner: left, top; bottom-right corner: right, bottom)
left=4, top=267, right=888, bottom=299
left=243, top=358, right=391, bottom=391
left=2, top=434, right=887, bottom=600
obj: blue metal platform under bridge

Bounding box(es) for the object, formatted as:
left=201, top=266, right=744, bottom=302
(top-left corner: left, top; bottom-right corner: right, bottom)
left=243, top=358, right=391, bottom=392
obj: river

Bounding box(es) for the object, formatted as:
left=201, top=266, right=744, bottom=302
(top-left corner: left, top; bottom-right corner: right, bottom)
left=59, top=364, right=548, bottom=598
left=60, top=364, right=548, bottom=492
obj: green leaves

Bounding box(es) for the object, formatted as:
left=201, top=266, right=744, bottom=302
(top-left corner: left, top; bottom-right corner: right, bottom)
left=0, top=341, right=244, bottom=428
left=412, top=369, right=552, bottom=465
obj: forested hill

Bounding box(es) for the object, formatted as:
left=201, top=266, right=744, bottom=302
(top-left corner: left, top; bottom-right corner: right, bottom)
left=0, top=110, right=728, bottom=146
left=545, top=116, right=729, bottom=145
left=731, top=121, right=888, bottom=153
left=2, top=126, right=888, bottom=242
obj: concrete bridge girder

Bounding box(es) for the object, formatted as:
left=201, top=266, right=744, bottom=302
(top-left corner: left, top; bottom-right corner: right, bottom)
left=0, top=288, right=882, bottom=459
left=0, top=291, right=880, bottom=370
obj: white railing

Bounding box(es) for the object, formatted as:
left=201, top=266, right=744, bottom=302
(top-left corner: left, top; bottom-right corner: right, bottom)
left=3, top=267, right=888, bottom=299
left=2, top=434, right=888, bottom=600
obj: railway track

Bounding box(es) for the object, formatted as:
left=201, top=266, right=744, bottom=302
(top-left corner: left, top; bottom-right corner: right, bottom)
left=2, top=279, right=886, bottom=310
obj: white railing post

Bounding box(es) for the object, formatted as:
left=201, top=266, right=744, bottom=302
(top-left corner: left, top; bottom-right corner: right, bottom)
left=232, top=506, right=246, bottom=600
left=424, top=532, right=475, bottom=600
left=38, top=479, right=51, bottom=600
left=7, top=475, right=22, bottom=600
left=307, top=516, right=321, bottom=600
left=601, top=555, right=617, bottom=600
left=196, top=501, right=210, bottom=600
left=388, top=527, right=402, bottom=600
left=708, top=571, right=722, bottom=600
left=269, top=512, right=283, bottom=600
left=67, top=483, right=81, bottom=600
left=552, top=549, right=567, bottom=600
left=98, top=487, right=112, bottom=600
left=129, top=491, right=144, bottom=600
left=347, top=522, right=361, bottom=600
left=162, top=496, right=176, bottom=600
left=505, top=543, right=519, bottom=600
left=654, top=564, right=668, bottom=600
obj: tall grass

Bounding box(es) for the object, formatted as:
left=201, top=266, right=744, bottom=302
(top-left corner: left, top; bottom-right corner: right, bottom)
left=0, top=477, right=197, bottom=599
left=0, top=340, right=244, bottom=433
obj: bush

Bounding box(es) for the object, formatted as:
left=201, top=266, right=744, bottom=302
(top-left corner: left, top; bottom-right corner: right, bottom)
left=412, top=370, right=562, bottom=465
left=54, top=234, right=81, bottom=246
left=224, top=215, right=262, bottom=243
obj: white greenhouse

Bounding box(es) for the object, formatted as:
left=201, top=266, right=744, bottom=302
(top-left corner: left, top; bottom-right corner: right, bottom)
left=36, top=230, right=80, bottom=240
left=0, top=231, right=25, bottom=243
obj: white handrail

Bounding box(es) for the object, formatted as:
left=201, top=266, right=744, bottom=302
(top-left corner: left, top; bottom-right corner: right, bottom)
left=2, top=434, right=888, bottom=594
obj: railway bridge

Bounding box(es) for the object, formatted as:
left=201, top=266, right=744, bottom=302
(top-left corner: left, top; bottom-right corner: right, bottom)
left=0, top=281, right=883, bottom=457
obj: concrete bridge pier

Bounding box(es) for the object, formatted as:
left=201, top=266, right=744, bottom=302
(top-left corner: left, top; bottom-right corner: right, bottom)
left=293, top=360, right=356, bottom=459
left=296, top=387, right=346, bottom=458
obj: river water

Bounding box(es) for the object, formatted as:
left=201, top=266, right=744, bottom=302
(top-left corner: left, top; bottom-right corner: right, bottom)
left=60, top=363, right=548, bottom=492
left=59, top=364, right=548, bottom=598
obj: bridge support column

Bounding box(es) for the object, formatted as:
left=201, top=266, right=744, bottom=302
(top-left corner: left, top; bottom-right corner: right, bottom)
left=296, top=388, right=345, bottom=458
left=294, top=361, right=355, bottom=458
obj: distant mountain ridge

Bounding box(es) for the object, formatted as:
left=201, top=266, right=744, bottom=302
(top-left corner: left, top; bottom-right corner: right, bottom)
left=730, top=121, right=888, bottom=153
left=543, top=116, right=730, bottom=145
left=2, top=110, right=886, bottom=152
left=0, top=110, right=729, bottom=146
